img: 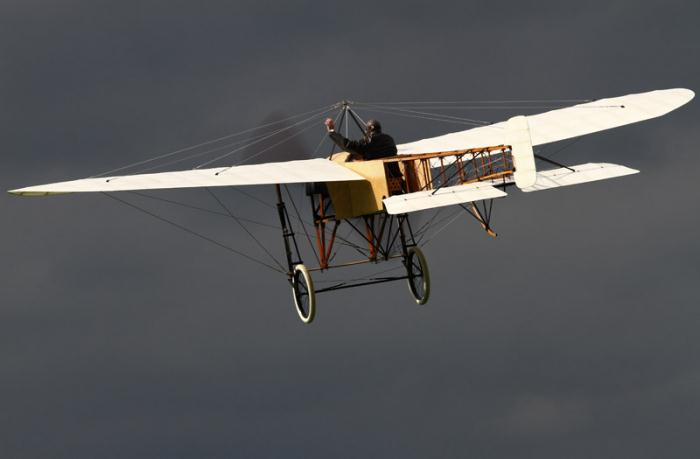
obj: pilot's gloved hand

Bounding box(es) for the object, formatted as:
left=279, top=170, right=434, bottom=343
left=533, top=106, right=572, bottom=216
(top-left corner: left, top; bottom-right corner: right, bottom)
left=324, top=118, right=335, bottom=132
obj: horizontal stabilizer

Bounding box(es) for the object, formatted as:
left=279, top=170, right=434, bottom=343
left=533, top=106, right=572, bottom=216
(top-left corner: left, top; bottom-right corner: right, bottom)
left=383, top=182, right=507, bottom=214
left=8, top=158, right=366, bottom=196
left=521, top=163, right=639, bottom=192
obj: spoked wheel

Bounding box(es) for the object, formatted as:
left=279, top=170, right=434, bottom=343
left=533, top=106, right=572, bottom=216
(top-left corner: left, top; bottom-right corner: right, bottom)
left=405, top=247, right=430, bottom=305
left=292, top=264, right=316, bottom=324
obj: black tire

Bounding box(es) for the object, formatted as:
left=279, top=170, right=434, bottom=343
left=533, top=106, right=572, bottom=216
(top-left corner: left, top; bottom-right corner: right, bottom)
left=292, top=264, right=316, bottom=323
left=406, top=247, right=430, bottom=305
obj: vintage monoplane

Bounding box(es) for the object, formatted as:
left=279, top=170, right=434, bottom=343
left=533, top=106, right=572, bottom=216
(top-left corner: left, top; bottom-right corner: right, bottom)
left=9, top=88, right=694, bottom=323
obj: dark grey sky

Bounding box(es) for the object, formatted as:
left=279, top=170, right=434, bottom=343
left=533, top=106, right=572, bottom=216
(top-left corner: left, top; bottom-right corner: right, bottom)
left=2, top=1, right=699, bottom=457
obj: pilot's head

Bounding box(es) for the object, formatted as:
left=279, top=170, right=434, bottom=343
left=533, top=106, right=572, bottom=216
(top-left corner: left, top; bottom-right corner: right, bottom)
left=366, top=119, right=382, bottom=135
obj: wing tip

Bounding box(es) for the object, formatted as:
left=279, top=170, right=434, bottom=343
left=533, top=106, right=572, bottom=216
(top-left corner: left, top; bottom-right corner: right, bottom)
left=7, top=188, right=29, bottom=196
left=671, top=87, right=694, bottom=102
left=7, top=188, right=65, bottom=197
left=659, top=88, right=695, bottom=108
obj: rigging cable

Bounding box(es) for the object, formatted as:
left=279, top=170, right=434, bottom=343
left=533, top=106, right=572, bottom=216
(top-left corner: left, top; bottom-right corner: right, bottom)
left=230, top=186, right=367, bottom=255
left=102, top=192, right=285, bottom=274
left=128, top=127, right=293, bottom=175
left=354, top=107, right=492, bottom=127
left=232, top=118, right=325, bottom=166
left=413, top=207, right=446, bottom=240
left=129, top=191, right=279, bottom=229
left=355, top=104, right=621, bottom=110
left=283, top=185, right=321, bottom=267
left=205, top=188, right=287, bottom=272
left=355, top=98, right=593, bottom=105
left=91, top=104, right=334, bottom=178
left=355, top=103, right=493, bottom=126
left=421, top=209, right=465, bottom=246
left=197, top=107, right=333, bottom=169
left=536, top=136, right=584, bottom=159
left=100, top=110, right=325, bottom=184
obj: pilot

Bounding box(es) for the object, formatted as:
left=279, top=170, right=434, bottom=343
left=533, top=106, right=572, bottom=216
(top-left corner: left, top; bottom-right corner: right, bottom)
left=324, top=118, right=402, bottom=179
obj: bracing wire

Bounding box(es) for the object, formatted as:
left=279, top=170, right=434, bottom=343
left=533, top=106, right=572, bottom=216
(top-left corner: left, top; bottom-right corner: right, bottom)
left=356, top=103, right=492, bottom=126
left=537, top=136, right=584, bottom=159
left=205, top=188, right=287, bottom=272
left=421, top=209, right=465, bottom=246
left=356, top=98, right=593, bottom=105
left=129, top=191, right=279, bottom=229
left=234, top=117, right=324, bottom=166
left=355, top=106, right=492, bottom=127
left=357, top=105, right=619, bottom=110
left=413, top=207, right=446, bottom=239
left=230, top=186, right=368, bottom=256
left=231, top=186, right=280, bottom=211
left=91, top=104, right=334, bottom=178
left=283, top=185, right=321, bottom=267
left=98, top=110, right=323, bottom=184
left=196, top=107, right=333, bottom=169
left=102, top=192, right=285, bottom=273
left=210, top=120, right=322, bottom=175
left=128, top=128, right=288, bottom=175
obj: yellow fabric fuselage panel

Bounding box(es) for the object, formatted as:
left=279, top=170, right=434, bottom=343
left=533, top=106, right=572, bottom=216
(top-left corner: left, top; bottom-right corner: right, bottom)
left=326, top=153, right=389, bottom=219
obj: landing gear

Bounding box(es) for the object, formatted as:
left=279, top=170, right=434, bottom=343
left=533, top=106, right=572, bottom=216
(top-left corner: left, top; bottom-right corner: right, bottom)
left=275, top=184, right=314, bottom=324
left=278, top=181, right=432, bottom=322
left=405, top=246, right=430, bottom=305
left=292, top=264, right=315, bottom=324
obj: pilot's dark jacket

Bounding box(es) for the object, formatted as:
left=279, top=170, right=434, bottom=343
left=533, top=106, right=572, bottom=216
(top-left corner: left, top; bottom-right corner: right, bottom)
left=328, top=131, right=401, bottom=177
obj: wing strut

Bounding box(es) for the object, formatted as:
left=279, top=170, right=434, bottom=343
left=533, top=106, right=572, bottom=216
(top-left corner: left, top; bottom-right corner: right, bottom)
left=459, top=199, right=498, bottom=238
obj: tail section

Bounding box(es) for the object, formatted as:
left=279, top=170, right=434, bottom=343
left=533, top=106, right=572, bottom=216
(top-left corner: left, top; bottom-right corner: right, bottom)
left=507, top=116, right=537, bottom=189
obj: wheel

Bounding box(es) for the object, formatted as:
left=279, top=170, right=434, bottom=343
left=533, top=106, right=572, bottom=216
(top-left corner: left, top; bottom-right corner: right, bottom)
left=405, top=247, right=430, bottom=305
left=292, top=264, right=316, bottom=324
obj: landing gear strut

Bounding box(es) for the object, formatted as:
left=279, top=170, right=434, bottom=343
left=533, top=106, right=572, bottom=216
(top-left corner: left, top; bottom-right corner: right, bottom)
left=278, top=181, right=434, bottom=323
left=275, top=184, right=316, bottom=324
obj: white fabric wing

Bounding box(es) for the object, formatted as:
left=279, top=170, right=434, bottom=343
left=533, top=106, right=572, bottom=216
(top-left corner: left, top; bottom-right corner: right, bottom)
left=383, top=182, right=507, bottom=214
left=9, top=158, right=365, bottom=196
left=397, top=88, right=694, bottom=155
left=479, top=162, right=639, bottom=191
left=520, top=163, right=639, bottom=192
left=9, top=88, right=691, bottom=198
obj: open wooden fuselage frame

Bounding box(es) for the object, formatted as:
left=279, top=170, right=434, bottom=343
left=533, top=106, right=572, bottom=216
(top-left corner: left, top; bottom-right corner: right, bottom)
left=274, top=144, right=513, bottom=293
